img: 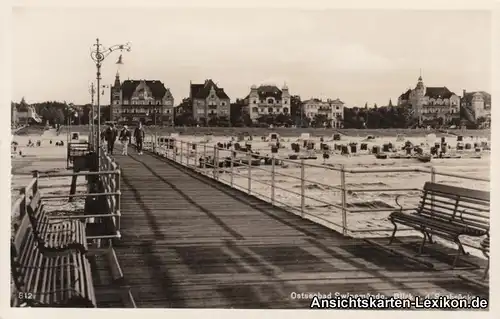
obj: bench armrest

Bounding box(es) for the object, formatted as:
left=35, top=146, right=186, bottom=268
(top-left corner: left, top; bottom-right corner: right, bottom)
left=394, top=194, right=409, bottom=212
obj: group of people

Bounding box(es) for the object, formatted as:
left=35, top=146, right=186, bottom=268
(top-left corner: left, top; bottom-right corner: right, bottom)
left=102, top=122, right=146, bottom=156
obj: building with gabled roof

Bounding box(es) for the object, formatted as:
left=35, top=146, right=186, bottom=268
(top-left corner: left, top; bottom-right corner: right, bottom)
left=110, top=72, right=175, bottom=125
left=190, top=79, right=231, bottom=123
left=244, top=84, right=291, bottom=121
left=301, top=97, right=344, bottom=128
left=461, top=90, right=491, bottom=126
left=397, top=75, right=460, bottom=126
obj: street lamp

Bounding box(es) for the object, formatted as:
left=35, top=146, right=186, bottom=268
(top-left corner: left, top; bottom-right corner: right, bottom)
left=90, top=38, right=131, bottom=169
left=89, top=82, right=95, bottom=148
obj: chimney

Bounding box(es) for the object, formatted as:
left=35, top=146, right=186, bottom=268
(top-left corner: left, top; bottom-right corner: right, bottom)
left=463, top=89, right=466, bottom=97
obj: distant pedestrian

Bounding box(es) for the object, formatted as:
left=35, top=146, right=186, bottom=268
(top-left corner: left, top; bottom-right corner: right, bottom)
left=119, top=125, right=131, bottom=155
left=105, top=123, right=118, bottom=155
left=134, top=122, right=145, bottom=155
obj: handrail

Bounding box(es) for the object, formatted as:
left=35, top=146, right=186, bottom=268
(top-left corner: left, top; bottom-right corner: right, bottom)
left=146, top=137, right=489, bottom=252
left=11, top=145, right=122, bottom=243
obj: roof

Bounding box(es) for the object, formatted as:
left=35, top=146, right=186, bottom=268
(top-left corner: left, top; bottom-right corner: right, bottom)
left=424, top=87, right=455, bottom=99
left=302, top=98, right=323, bottom=104
left=190, top=79, right=230, bottom=100
left=399, top=89, right=411, bottom=100
left=256, top=85, right=283, bottom=99
left=462, top=91, right=491, bottom=106
left=121, top=80, right=170, bottom=100
left=329, top=98, right=344, bottom=104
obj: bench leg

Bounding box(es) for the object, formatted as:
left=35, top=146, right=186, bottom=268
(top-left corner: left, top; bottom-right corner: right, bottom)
left=417, top=230, right=427, bottom=255
left=388, top=219, right=398, bottom=245
left=453, top=239, right=466, bottom=268
left=426, top=232, right=434, bottom=244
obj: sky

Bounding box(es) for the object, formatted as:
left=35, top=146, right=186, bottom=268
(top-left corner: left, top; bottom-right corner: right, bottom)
left=11, top=7, right=492, bottom=107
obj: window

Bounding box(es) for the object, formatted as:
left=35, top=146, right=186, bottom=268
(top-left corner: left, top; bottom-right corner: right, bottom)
left=157, top=101, right=161, bottom=105
left=268, top=107, right=273, bottom=113
left=221, top=102, right=225, bottom=106
left=267, top=98, right=273, bottom=104
left=211, top=94, right=215, bottom=99
left=283, top=107, right=289, bottom=113
left=336, top=106, right=340, bottom=110
left=284, top=100, right=288, bottom=104
left=253, top=100, right=257, bottom=104
left=252, top=107, right=258, bottom=113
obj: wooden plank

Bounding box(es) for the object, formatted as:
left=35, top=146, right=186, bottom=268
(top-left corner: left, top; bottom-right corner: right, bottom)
left=457, top=275, right=488, bottom=289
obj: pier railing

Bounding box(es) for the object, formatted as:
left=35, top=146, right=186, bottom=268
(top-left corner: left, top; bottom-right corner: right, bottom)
left=12, top=148, right=121, bottom=242
left=144, top=138, right=489, bottom=252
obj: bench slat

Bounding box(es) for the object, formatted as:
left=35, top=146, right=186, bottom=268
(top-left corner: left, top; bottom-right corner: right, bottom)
left=423, top=182, right=490, bottom=201
left=389, top=182, right=490, bottom=269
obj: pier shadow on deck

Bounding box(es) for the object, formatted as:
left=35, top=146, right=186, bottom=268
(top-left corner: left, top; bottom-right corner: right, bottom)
left=94, top=148, right=488, bottom=308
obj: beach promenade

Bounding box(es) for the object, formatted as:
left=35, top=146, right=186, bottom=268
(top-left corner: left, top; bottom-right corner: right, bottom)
left=98, top=145, right=488, bottom=308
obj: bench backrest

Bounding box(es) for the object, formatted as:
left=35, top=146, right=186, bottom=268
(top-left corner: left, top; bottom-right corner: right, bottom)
left=418, top=182, right=490, bottom=231
left=25, top=190, right=48, bottom=248
left=26, top=190, right=44, bottom=230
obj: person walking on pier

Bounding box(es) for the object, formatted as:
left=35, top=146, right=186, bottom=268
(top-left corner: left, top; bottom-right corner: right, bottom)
left=119, top=125, right=131, bottom=155
left=105, top=123, right=118, bottom=155
left=134, top=122, right=145, bottom=155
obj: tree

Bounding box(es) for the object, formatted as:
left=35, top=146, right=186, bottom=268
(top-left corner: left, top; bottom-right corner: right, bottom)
left=275, top=113, right=292, bottom=126
left=364, top=102, right=368, bottom=109
left=373, top=103, right=378, bottom=109
left=311, top=114, right=329, bottom=128
left=388, top=99, right=393, bottom=108
left=290, top=95, right=302, bottom=124
left=230, top=99, right=245, bottom=126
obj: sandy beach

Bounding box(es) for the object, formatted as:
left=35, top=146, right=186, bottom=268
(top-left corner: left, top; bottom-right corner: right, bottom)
left=11, top=129, right=87, bottom=230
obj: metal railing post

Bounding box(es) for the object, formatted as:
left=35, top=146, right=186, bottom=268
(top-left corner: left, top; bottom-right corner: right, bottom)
left=203, top=144, right=207, bottom=170
left=341, top=165, right=347, bottom=236
left=173, top=141, right=177, bottom=162
left=194, top=143, right=198, bottom=171
left=230, top=149, right=234, bottom=187
left=213, top=145, right=218, bottom=179
left=271, top=156, right=275, bottom=206
left=115, top=170, right=121, bottom=232
left=247, top=152, right=252, bottom=194
left=300, top=159, right=305, bottom=218
left=186, top=142, right=190, bottom=167
left=430, top=166, right=436, bottom=210
left=180, top=141, right=183, bottom=165
left=32, top=170, right=39, bottom=194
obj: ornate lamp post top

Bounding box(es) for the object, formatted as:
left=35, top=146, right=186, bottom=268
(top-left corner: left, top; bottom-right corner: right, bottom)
left=90, top=38, right=131, bottom=65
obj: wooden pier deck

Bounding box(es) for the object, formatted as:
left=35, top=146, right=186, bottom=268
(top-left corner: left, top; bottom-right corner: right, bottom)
left=97, top=149, right=489, bottom=308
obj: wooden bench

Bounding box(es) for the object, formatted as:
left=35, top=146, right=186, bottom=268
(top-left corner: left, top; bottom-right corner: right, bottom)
left=27, top=190, right=88, bottom=255
left=11, top=222, right=96, bottom=307
left=389, top=182, right=489, bottom=267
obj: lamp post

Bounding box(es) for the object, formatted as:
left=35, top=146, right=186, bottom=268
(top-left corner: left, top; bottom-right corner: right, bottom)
left=89, top=82, right=95, bottom=149
left=90, top=38, right=131, bottom=169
